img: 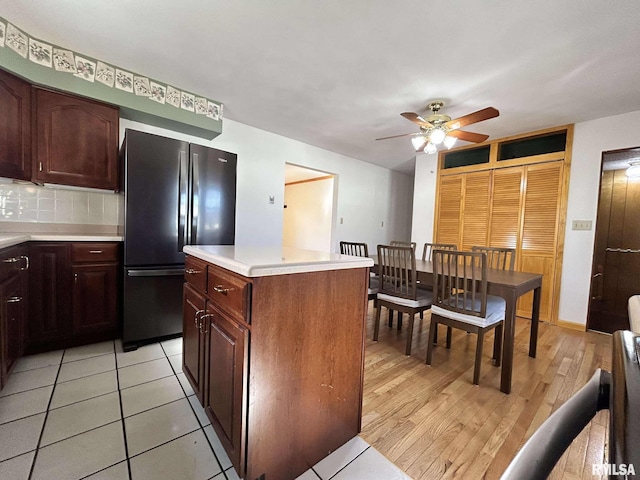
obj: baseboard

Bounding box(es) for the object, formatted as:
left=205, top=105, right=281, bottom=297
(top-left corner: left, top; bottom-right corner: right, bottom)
left=557, top=319, right=587, bottom=332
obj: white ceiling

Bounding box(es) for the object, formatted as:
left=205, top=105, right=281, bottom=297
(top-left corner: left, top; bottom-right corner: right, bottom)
left=4, top=1, right=640, bottom=175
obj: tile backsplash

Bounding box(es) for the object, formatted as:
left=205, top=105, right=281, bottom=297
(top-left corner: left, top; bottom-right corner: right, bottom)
left=0, top=183, right=123, bottom=226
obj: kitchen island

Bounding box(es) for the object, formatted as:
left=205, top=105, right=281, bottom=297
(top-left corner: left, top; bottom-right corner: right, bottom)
left=182, top=245, right=373, bottom=480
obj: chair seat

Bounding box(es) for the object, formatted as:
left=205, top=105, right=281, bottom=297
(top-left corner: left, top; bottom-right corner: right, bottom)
left=377, top=289, right=433, bottom=308
left=432, top=295, right=506, bottom=327
left=629, top=295, right=640, bottom=333
left=368, top=287, right=379, bottom=295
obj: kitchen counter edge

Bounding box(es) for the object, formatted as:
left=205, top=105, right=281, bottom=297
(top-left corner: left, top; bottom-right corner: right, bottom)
left=184, top=245, right=373, bottom=278
left=0, top=234, right=124, bottom=250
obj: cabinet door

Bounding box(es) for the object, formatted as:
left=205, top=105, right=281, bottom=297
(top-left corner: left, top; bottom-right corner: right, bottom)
left=0, top=69, right=31, bottom=181
left=72, top=264, right=118, bottom=334
left=0, top=274, right=24, bottom=386
left=183, top=283, right=206, bottom=403
left=204, top=304, right=247, bottom=475
left=34, top=88, right=119, bottom=190
left=28, top=243, right=70, bottom=348
left=435, top=175, right=463, bottom=246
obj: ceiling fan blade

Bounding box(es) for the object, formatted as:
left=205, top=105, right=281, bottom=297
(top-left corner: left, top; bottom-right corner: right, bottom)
left=401, top=112, right=434, bottom=128
left=447, top=130, right=490, bottom=143
left=445, top=107, right=499, bottom=130
left=375, top=132, right=418, bottom=141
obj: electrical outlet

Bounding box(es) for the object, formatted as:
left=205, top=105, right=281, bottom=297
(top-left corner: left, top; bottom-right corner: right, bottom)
left=572, top=220, right=592, bottom=231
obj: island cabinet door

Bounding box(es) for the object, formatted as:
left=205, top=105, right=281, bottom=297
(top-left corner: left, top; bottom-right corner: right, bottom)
left=183, top=283, right=206, bottom=403
left=204, top=304, right=248, bottom=477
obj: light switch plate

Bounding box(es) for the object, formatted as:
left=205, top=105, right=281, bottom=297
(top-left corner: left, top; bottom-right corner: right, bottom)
left=572, top=220, right=592, bottom=231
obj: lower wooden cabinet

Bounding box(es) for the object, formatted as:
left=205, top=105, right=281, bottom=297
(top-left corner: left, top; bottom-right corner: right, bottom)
left=203, top=304, right=247, bottom=471
left=27, top=242, right=120, bottom=353
left=183, top=255, right=367, bottom=480
left=0, top=245, right=28, bottom=388
left=182, top=283, right=207, bottom=403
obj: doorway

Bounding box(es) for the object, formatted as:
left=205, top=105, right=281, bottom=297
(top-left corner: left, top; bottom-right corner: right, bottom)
left=282, top=163, right=336, bottom=252
left=588, top=146, right=640, bottom=333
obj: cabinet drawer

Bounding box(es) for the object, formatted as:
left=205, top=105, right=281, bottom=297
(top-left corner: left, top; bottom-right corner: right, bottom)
left=207, top=267, right=250, bottom=322
left=185, top=256, right=207, bottom=292
left=71, top=243, right=119, bottom=263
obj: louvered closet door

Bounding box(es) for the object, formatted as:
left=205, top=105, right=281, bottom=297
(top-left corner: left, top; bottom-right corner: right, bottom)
left=517, top=162, right=564, bottom=321
left=460, top=171, right=491, bottom=251
left=436, top=175, right=463, bottom=246
left=489, top=167, right=524, bottom=249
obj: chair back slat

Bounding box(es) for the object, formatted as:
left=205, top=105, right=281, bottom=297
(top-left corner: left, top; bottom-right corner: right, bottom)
left=422, top=242, right=457, bottom=261
left=471, top=246, right=515, bottom=271
left=433, top=250, right=488, bottom=318
left=390, top=240, right=417, bottom=251
left=377, top=244, right=417, bottom=300
left=340, top=241, right=369, bottom=257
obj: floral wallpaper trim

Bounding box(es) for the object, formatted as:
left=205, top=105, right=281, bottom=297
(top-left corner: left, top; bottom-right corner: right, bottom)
left=0, top=16, right=223, bottom=122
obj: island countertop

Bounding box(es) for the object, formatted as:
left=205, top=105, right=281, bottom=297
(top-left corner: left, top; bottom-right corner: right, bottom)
left=183, top=245, right=373, bottom=277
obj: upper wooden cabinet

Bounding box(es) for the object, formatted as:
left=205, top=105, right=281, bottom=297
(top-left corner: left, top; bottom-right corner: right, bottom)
left=0, top=69, right=31, bottom=181
left=33, top=87, right=119, bottom=190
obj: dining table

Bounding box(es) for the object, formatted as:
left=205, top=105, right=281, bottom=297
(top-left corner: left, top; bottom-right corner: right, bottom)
left=370, top=256, right=543, bottom=394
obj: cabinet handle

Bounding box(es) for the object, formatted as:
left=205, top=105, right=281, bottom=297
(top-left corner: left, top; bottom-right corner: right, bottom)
left=89, top=250, right=103, bottom=254
left=20, top=255, right=29, bottom=271
left=2, top=257, right=19, bottom=264
left=213, top=285, right=232, bottom=294
left=195, top=309, right=204, bottom=327
left=7, top=296, right=22, bottom=303
left=39, top=161, right=43, bottom=172
left=199, top=313, right=214, bottom=334
left=185, top=269, right=202, bottom=275
left=74, top=273, right=78, bottom=283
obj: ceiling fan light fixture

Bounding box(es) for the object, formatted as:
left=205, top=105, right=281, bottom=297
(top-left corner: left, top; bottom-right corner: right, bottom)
left=444, top=136, right=457, bottom=149
left=424, top=142, right=437, bottom=154
left=411, top=135, right=427, bottom=150
left=429, top=127, right=446, bottom=145
left=626, top=161, right=640, bottom=178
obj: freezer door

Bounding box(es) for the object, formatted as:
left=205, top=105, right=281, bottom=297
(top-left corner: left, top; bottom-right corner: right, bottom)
left=122, top=267, right=184, bottom=349
left=190, top=144, right=236, bottom=246
left=123, top=130, right=189, bottom=266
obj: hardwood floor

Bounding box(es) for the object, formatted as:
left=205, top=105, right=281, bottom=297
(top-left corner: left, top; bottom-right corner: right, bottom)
left=361, top=307, right=612, bottom=480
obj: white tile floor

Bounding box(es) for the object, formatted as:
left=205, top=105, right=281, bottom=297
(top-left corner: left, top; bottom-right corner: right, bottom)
left=0, top=338, right=411, bottom=480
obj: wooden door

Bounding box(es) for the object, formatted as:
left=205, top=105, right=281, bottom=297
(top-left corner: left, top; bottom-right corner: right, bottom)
left=460, top=171, right=491, bottom=250
left=489, top=167, right=523, bottom=249
left=33, top=88, right=119, bottom=190
left=0, top=69, right=31, bottom=180
left=204, top=303, right=247, bottom=475
left=182, top=283, right=206, bottom=403
left=71, top=264, right=118, bottom=334
left=435, top=175, right=463, bottom=246
left=517, top=162, right=564, bottom=321
left=589, top=153, right=640, bottom=333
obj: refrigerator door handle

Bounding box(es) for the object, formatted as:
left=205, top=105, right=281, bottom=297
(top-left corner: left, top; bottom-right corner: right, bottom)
left=178, top=150, right=189, bottom=251
left=127, top=269, right=185, bottom=277
left=191, top=152, right=200, bottom=244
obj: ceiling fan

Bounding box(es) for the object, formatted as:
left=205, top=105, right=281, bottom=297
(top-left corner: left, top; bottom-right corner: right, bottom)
left=376, top=101, right=499, bottom=154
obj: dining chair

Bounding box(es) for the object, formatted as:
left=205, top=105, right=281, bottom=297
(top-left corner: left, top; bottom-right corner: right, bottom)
left=471, top=246, right=516, bottom=271
left=374, top=244, right=432, bottom=355
left=426, top=250, right=505, bottom=385
left=422, top=242, right=457, bottom=261
left=390, top=240, right=417, bottom=251
left=628, top=295, right=640, bottom=333
left=339, top=241, right=378, bottom=303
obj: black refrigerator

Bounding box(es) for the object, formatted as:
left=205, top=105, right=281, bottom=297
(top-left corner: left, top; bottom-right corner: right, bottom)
left=121, top=129, right=236, bottom=350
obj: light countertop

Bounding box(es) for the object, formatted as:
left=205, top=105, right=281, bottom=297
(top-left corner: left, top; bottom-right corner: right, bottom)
left=183, top=245, right=373, bottom=277
left=0, top=234, right=123, bottom=249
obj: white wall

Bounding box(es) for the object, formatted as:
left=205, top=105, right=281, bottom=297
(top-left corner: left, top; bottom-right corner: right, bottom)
left=411, top=153, right=438, bottom=247
left=559, top=109, right=640, bottom=327
left=283, top=178, right=334, bottom=251
left=410, top=109, right=640, bottom=328
left=120, top=117, right=414, bottom=252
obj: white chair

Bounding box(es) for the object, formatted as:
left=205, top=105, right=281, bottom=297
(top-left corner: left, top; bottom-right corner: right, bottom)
left=628, top=295, right=640, bottom=333
left=426, top=250, right=505, bottom=385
